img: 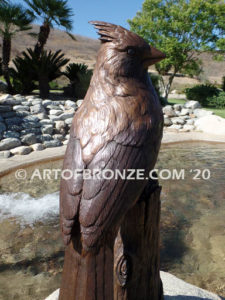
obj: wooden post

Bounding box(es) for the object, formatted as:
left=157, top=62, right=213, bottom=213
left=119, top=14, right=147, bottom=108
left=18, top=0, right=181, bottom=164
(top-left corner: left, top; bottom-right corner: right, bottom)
left=59, top=178, right=163, bottom=300
left=114, top=179, right=163, bottom=300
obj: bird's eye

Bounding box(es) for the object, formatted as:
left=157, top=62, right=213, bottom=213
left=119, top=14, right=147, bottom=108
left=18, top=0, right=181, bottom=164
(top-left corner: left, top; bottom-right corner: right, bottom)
left=127, top=48, right=136, bottom=56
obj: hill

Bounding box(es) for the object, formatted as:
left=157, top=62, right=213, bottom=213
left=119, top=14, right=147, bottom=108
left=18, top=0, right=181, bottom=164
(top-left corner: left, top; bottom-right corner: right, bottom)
left=5, top=25, right=225, bottom=86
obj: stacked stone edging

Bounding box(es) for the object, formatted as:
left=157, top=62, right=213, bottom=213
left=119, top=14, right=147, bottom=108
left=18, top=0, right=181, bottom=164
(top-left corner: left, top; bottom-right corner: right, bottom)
left=0, top=94, right=83, bottom=158
left=0, top=94, right=220, bottom=158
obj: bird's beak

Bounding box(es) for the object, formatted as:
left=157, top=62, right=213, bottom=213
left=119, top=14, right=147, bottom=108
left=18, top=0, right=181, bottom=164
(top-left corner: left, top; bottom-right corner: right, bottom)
left=143, top=46, right=166, bottom=67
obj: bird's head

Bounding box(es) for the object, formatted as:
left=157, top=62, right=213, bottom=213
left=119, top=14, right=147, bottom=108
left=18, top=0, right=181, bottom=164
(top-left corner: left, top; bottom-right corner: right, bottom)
left=90, top=21, right=166, bottom=80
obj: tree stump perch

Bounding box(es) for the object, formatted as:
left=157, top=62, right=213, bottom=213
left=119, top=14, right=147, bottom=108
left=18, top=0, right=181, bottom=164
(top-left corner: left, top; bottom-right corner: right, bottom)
left=59, top=178, right=163, bottom=300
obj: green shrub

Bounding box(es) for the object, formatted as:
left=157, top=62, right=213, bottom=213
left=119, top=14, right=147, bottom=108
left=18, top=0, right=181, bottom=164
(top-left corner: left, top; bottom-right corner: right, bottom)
left=10, top=48, right=69, bottom=97
left=206, top=91, right=225, bottom=109
left=185, top=84, right=220, bottom=106
left=63, top=63, right=93, bottom=98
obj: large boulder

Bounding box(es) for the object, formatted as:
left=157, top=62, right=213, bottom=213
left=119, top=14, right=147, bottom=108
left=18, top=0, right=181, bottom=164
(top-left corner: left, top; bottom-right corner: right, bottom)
left=0, top=138, right=21, bottom=151
left=195, top=115, right=225, bottom=136
left=194, top=109, right=214, bottom=118
left=184, top=100, right=201, bottom=110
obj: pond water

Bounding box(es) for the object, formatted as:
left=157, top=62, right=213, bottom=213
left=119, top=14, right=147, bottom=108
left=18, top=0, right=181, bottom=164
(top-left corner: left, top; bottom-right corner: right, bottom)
left=0, top=142, right=224, bottom=300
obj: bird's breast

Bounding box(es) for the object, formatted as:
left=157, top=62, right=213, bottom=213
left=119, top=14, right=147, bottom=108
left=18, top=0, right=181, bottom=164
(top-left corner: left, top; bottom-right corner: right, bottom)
left=72, top=83, right=162, bottom=163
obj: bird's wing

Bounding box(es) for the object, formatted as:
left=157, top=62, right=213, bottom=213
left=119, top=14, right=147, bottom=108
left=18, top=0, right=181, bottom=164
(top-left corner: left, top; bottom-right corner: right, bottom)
left=79, top=138, right=154, bottom=250
left=60, top=128, right=85, bottom=245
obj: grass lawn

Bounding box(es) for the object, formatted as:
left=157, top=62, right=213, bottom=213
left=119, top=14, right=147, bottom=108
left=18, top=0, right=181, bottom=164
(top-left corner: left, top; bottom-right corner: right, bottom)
left=168, top=98, right=225, bottom=119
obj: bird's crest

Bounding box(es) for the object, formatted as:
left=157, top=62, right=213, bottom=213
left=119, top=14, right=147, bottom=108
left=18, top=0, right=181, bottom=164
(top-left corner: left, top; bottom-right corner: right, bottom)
left=89, top=21, right=143, bottom=46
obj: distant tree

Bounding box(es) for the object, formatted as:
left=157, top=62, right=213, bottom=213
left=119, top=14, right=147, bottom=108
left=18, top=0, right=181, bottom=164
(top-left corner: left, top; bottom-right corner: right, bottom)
left=0, top=1, right=34, bottom=93
left=10, top=48, right=69, bottom=98
left=128, top=0, right=225, bottom=99
left=25, top=0, right=75, bottom=57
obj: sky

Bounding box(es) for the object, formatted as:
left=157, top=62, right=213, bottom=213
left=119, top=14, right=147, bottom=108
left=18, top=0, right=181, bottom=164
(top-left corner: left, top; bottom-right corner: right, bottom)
left=17, top=0, right=143, bottom=39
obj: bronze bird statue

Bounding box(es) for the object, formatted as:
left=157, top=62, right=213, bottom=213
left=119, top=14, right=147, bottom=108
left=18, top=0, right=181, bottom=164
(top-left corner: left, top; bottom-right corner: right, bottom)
left=59, top=21, right=165, bottom=300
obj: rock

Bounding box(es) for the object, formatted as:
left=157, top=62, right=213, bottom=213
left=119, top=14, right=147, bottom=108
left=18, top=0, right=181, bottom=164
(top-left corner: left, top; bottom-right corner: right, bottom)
left=163, top=105, right=176, bottom=117
left=45, top=272, right=222, bottom=300
left=41, top=125, right=54, bottom=135
left=60, top=112, right=74, bottom=121
left=168, top=124, right=182, bottom=130
left=0, top=80, right=7, bottom=92
left=63, top=140, right=68, bottom=145
left=65, top=118, right=73, bottom=125
left=186, top=119, right=195, bottom=125
left=25, top=95, right=36, bottom=100
left=49, top=109, right=63, bottom=116
left=21, top=101, right=32, bottom=106
left=76, top=99, right=83, bottom=107
left=183, top=124, right=195, bottom=131
left=37, top=134, right=52, bottom=142
left=0, top=122, right=6, bottom=134
left=0, top=111, right=16, bottom=118
left=173, top=104, right=183, bottom=111
left=15, top=111, right=30, bottom=117
left=46, top=105, right=61, bottom=110
left=180, top=108, right=190, bottom=116
left=23, top=115, right=39, bottom=123
left=10, top=146, right=32, bottom=155
left=53, top=134, right=64, bottom=141
left=65, top=100, right=77, bottom=109
left=184, top=100, right=201, bottom=110
left=42, top=99, right=53, bottom=107
left=0, top=150, right=11, bottom=158
left=5, top=117, right=22, bottom=126
left=49, top=115, right=62, bottom=122
left=13, top=105, right=30, bottom=111
left=31, top=143, right=45, bottom=151
left=171, top=117, right=185, bottom=125
left=30, top=104, right=46, bottom=114
left=35, top=113, right=48, bottom=120
left=21, top=133, right=37, bottom=145
left=7, top=125, right=21, bottom=132
left=40, top=119, right=54, bottom=125
left=3, top=131, right=20, bottom=139
left=31, top=100, right=42, bottom=106
left=0, top=105, right=12, bottom=112
left=163, top=116, right=173, bottom=126
left=0, top=94, right=17, bottom=105
left=20, top=128, right=41, bottom=135
left=0, top=138, right=21, bottom=151
left=55, top=121, right=66, bottom=134
left=161, top=271, right=221, bottom=300
left=193, top=109, right=214, bottom=118
left=22, top=121, right=41, bottom=129
left=195, top=115, right=225, bottom=136
left=43, top=140, right=62, bottom=148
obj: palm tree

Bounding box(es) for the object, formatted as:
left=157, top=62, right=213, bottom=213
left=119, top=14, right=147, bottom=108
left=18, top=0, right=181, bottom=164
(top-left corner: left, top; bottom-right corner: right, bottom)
left=0, top=1, right=34, bottom=93
left=25, top=0, right=75, bottom=57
